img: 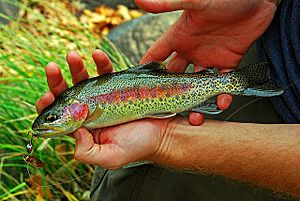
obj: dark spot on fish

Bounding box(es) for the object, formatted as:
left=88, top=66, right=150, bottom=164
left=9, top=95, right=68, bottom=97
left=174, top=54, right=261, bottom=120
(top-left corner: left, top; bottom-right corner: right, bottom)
left=175, top=95, right=180, bottom=100
left=166, top=93, right=170, bottom=98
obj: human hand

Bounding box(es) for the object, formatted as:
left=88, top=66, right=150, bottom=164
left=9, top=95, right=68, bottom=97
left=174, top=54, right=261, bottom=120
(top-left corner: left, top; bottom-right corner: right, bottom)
left=135, top=0, right=278, bottom=125
left=36, top=50, right=113, bottom=113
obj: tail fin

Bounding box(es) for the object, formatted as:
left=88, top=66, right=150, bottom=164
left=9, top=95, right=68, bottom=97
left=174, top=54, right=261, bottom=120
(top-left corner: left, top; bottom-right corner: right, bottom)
left=238, top=62, right=284, bottom=97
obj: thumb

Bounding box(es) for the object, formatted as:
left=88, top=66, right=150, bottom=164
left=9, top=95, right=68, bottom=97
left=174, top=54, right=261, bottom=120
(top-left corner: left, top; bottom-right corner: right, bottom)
left=73, top=128, right=125, bottom=169
left=74, top=128, right=97, bottom=163
left=134, top=0, right=199, bottom=13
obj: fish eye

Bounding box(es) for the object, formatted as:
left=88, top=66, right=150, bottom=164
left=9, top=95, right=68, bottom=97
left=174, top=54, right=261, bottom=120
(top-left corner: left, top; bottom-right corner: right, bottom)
left=46, top=114, right=58, bottom=122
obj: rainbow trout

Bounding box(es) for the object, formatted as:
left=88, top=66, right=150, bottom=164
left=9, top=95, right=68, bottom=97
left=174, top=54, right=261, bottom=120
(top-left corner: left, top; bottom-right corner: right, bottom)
left=32, top=62, right=283, bottom=138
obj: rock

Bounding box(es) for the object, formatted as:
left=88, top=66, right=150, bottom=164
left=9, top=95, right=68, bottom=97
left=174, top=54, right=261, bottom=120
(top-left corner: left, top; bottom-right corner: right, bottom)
left=0, top=0, right=19, bottom=24
left=107, top=12, right=181, bottom=64
left=82, top=0, right=138, bottom=10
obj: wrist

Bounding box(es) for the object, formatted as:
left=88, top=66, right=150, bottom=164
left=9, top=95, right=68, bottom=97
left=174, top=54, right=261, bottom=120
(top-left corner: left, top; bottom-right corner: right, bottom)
left=149, top=117, right=203, bottom=168
left=149, top=116, right=184, bottom=164
left=149, top=120, right=238, bottom=170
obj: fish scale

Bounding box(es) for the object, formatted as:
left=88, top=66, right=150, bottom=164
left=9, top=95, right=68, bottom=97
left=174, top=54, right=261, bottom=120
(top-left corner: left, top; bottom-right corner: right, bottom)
left=32, top=62, right=283, bottom=138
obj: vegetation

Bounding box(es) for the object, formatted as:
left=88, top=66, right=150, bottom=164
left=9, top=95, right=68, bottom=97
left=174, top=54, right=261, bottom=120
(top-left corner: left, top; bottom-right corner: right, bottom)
left=0, top=0, right=132, bottom=200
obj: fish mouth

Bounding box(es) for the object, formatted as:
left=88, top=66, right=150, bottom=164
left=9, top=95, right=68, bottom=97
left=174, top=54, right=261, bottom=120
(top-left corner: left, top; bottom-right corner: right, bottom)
left=33, top=128, right=59, bottom=138
left=32, top=126, right=68, bottom=138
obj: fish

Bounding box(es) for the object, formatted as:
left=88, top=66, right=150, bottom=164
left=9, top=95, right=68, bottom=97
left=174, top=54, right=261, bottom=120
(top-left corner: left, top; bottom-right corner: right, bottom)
left=32, top=62, right=283, bottom=138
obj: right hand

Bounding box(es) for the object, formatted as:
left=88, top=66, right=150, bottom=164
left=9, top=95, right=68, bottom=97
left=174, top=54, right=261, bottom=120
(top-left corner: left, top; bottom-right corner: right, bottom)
left=136, top=0, right=278, bottom=125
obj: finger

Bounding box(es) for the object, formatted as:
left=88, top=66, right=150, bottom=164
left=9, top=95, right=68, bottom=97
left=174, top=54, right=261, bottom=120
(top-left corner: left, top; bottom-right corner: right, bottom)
left=66, top=51, right=89, bottom=85
left=135, top=0, right=203, bottom=13
left=215, top=68, right=234, bottom=110
left=140, top=30, right=174, bottom=64
left=217, top=94, right=233, bottom=110
left=36, top=92, right=55, bottom=114
left=188, top=112, right=205, bottom=126
left=92, top=49, right=114, bottom=75
left=166, top=52, right=189, bottom=73
left=46, top=62, right=68, bottom=97
left=74, top=128, right=125, bottom=169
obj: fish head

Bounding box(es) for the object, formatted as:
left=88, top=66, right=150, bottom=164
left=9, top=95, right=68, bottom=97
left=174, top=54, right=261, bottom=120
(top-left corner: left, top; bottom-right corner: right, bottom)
left=32, top=100, right=89, bottom=138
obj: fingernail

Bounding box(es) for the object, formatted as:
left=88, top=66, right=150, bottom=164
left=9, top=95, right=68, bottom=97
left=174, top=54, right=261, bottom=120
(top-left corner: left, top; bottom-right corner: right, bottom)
left=74, top=131, right=81, bottom=140
left=67, top=51, right=79, bottom=59
left=94, top=49, right=102, bottom=54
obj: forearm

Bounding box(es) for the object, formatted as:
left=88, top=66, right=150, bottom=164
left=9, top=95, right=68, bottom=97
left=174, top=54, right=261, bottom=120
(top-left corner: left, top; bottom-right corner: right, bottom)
left=154, top=119, right=300, bottom=196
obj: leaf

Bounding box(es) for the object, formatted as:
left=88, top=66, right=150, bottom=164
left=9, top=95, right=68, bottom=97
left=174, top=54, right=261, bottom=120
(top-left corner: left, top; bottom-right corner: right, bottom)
left=79, top=4, right=143, bottom=36
left=25, top=173, right=53, bottom=199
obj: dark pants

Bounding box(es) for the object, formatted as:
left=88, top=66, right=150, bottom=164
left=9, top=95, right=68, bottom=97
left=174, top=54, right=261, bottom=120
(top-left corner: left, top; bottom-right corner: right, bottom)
left=90, top=46, right=299, bottom=201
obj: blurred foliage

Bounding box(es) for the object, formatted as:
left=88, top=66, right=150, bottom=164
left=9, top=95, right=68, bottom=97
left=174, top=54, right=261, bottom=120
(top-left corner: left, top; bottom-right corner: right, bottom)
left=0, top=0, right=134, bottom=200
left=80, top=4, right=143, bottom=36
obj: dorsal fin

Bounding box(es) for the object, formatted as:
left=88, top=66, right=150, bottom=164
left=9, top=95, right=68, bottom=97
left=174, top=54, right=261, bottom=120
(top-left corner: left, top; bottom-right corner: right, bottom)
left=127, top=62, right=167, bottom=73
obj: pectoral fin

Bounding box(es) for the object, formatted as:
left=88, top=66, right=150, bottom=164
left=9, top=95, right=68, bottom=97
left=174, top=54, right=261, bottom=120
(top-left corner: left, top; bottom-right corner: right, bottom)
left=146, top=113, right=177, bottom=119
left=192, top=98, right=223, bottom=115
left=86, top=105, right=104, bottom=122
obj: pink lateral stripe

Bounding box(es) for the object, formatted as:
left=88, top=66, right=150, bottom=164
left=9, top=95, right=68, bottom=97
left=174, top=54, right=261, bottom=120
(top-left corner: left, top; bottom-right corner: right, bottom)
left=93, top=83, right=191, bottom=104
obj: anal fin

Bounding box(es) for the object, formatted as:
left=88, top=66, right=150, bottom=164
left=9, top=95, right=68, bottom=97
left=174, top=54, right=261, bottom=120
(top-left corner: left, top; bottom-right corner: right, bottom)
left=192, top=98, right=223, bottom=115
left=243, top=83, right=284, bottom=97
left=146, top=113, right=177, bottom=119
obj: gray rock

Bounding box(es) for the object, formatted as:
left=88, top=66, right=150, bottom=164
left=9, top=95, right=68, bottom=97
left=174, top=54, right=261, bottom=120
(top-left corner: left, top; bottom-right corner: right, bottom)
left=107, top=12, right=181, bottom=64
left=0, top=0, right=19, bottom=24
left=83, top=0, right=138, bottom=10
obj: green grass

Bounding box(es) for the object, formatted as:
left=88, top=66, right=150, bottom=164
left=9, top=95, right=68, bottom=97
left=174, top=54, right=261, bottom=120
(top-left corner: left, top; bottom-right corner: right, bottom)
left=0, top=0, right=132, bottom=200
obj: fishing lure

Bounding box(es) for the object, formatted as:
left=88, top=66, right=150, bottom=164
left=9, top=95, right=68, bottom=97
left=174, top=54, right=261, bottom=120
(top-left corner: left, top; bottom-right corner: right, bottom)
left=23, top=131, right=44, bottom=168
